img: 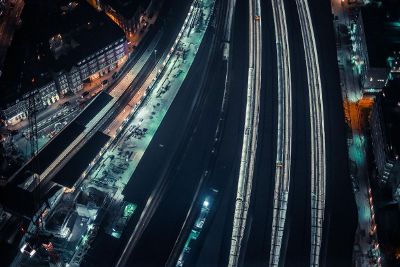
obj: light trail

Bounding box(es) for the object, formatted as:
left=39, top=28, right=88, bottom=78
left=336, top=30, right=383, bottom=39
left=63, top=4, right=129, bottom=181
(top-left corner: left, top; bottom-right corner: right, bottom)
left=295, top=0, right=327, bottom=265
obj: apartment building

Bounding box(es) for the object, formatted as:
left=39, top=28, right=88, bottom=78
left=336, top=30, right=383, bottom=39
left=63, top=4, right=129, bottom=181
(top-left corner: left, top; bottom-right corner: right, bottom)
left=0, top=0, right=127, bottom=126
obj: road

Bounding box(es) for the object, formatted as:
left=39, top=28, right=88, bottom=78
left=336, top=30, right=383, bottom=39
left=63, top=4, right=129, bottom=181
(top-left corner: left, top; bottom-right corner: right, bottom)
left=331, top=0, right=380, bottom=265
left=10, top=0, right=215, bottom=265
left=9, top=21, right=170, bottom=192
left=8, top=0, right=358, bottom=265
left=74, top=0, right=357, bottom=266
left=36, top=36, right=165, bottom=188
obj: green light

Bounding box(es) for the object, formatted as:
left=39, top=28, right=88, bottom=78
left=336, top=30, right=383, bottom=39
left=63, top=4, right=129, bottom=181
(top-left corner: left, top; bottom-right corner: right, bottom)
left=387, top=56, right=395, bottom=68
left=389, top=21, right=400, bottom=29
left=82, top=235, right=88, bottom=243
left=123, top=203, right=137, bottom=217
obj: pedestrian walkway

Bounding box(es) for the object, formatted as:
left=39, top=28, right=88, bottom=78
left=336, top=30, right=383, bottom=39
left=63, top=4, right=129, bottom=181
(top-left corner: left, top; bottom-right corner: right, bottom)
left=87, top=0, right=215, bottom=194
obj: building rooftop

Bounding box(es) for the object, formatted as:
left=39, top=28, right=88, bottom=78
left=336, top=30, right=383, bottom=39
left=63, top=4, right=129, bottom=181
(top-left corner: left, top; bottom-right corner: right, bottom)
left=363, top=68, right=389, bottom=90
left=0, top=22, right=53, bottom=106
left=104, top=0, right=151, bottom=20
left=52, top=131, right=110, bottom=188
left=47, top=0, right=125, bottom=73
left=6, top=90, right=112, bottom=189
left=0, top=180, right=63, bottom=218
left=76, top=187, right=107, bottom=207
left=74, top=92, right=113, bottom=127
left=361, top=1, right=400, bottom=69
left=9, top=121, right=85, bottom=189
left=0, top=0, right=124, bottom=107
left=381, top=78, right=400, bottom=158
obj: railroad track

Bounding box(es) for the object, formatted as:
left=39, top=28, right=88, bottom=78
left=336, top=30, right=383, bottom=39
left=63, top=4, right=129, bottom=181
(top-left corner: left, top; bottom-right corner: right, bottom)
left=269, top=0, right=293, bottom=265
left=295, top=0, right=327, bottom=265
left=228, top=0, right=262, bottom=265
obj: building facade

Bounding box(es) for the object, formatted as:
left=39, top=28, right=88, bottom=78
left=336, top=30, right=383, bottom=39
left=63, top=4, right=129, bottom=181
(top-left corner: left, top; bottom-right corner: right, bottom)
left=1, top=81, right=59, bottom=126
left=100, top=0, right=152, bottom=34
left=2, top=37, right=127, bottom=126
left=75, top=37, right=127, bottom=85
left=1, top=100, right=27, bottom=126
left=369, top=95, right=395, bottom=185
left=1, top=0, right=128, bottom=126
left=55, top=36, right=127, bottom=95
